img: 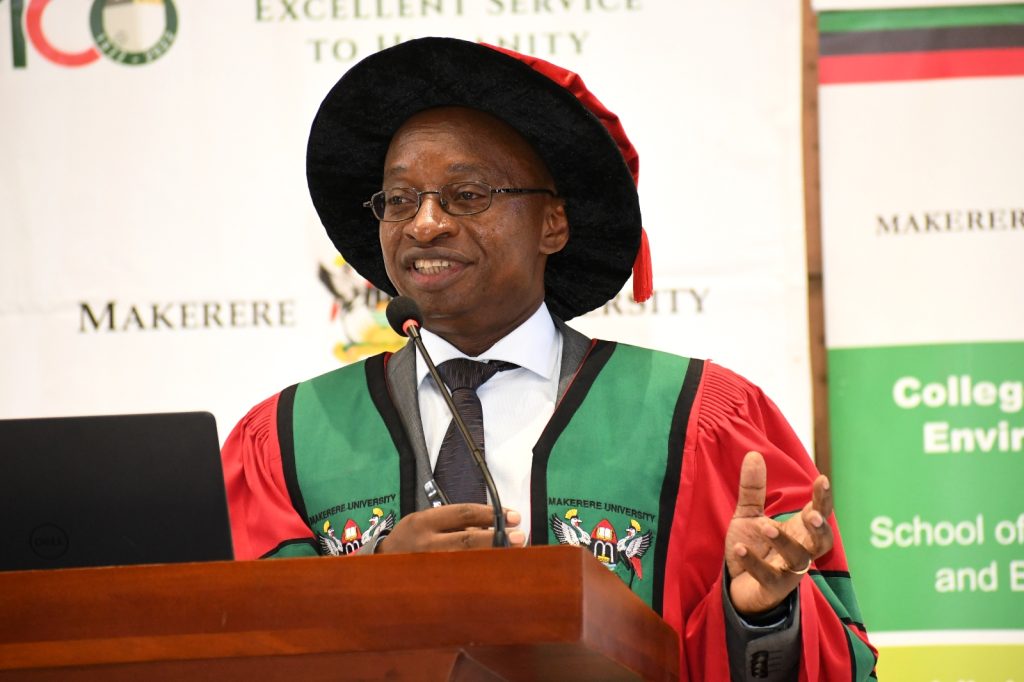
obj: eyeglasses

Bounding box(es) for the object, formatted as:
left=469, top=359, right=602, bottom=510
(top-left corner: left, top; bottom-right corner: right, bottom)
left=363, top=181, right=558, bottom=222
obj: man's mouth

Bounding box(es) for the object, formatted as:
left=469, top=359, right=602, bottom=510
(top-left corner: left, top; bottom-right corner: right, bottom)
left=413, top=259, right=453, bottom=275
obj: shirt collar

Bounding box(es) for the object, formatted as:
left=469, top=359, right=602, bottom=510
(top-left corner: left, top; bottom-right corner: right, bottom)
left=415, top=302, right=559, bottom=387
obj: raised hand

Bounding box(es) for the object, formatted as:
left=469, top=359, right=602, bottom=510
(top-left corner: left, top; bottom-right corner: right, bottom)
left=376, top=504, right=525, bottom=554
left=725, top=451, right=834, bottom=615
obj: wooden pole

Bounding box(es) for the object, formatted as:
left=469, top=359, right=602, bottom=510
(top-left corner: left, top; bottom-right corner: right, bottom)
left=802, top=0, right=831, bottom=476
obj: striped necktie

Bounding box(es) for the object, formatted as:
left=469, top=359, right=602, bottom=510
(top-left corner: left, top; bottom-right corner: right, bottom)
left=432, top=358, right=516, bottom=504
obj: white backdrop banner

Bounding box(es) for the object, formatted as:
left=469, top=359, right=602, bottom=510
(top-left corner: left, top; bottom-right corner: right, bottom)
left=0, top=1, right=811, bottom=451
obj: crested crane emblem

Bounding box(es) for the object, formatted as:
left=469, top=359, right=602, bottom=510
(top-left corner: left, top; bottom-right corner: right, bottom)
left=617, top=519, right=653, bottom=586
left=361, top=507, right=396, bottom=547
left=317, top=519, right=352, bottom=556
left=550, top=508, right=592, bottom=547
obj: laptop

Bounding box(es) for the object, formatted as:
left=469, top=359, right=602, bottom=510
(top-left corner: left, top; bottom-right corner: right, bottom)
left=0, top=411, right=234, bottom=571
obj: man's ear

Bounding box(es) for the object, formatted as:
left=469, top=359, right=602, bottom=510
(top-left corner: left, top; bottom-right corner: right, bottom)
left=539, top=201, right=569, bottom=255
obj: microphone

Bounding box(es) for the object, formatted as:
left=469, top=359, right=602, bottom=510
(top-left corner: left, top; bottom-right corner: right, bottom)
left=386, top=296, right=509, bottom=548
left=385, top=295, right=423, bottom=339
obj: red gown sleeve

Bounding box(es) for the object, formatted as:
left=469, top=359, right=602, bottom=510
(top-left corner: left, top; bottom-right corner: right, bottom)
left=662, top=361, right=877, bottom=681
left=220, top=393, right=317, bottom=559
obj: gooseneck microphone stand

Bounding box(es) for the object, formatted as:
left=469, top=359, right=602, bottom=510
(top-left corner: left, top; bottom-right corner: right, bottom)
left=386, top=296, right=509, bottom=548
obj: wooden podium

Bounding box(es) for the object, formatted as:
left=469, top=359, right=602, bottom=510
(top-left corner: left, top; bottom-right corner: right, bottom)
left=0, top=545, right=679, bottom=681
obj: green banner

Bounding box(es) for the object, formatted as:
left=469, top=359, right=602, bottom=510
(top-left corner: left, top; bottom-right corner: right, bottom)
left=830, top=341, right=1024, bottom=632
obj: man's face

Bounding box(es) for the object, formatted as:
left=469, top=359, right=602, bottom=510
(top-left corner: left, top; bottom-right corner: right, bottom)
left=379, top=107, right=568, bottom=353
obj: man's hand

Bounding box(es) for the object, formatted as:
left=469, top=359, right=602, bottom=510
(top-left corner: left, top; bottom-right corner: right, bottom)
left=376, top=504, right=525, bottom=554
left=725, top=451, right=834, bottom=616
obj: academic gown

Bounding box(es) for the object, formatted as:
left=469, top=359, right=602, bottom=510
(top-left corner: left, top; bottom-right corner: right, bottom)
left=221, top=322, right=877, bottom=681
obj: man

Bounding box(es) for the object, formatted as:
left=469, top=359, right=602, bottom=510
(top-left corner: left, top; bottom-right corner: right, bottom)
left=222, top=38, right=876, bottom=680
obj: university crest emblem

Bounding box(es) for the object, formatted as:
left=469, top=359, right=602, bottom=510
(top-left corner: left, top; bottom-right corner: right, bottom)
left=550, top=509, right=652, bottom=588
left=318, top=257, right=404, bottom=362
left=317, top=507, right=396, bottom=556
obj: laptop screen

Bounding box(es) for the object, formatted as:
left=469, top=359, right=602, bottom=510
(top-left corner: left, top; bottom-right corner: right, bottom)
left=0, top=412, right=233, bottom=571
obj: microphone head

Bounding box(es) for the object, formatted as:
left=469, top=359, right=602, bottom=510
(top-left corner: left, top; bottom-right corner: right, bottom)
left=385, top=296, right=423, bottom=337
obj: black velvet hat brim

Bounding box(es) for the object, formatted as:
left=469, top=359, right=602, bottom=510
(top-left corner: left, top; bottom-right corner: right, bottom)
left=306, top=37, right=642, bottom=321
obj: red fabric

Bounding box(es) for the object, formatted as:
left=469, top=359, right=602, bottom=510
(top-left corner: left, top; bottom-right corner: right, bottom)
left=221, top=393, right=314, bottom=559
left=632, top=228, right=653, bottom=302
left=662, top=361, right=875, bottom=680
left=484, top=43, right=640, bottom=187
left=819, top=47, right=1024, bottom=84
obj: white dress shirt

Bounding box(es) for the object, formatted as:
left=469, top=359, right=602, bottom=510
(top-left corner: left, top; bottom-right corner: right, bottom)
left=416, top=303, right=562, bottom=541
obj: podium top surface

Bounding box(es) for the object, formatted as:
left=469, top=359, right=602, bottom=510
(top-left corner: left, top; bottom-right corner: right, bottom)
left=0, top=545, right=679, bottom=681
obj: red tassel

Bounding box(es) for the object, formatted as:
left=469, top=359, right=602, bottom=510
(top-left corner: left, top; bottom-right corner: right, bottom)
left=632, top=228, right=653, bottom=303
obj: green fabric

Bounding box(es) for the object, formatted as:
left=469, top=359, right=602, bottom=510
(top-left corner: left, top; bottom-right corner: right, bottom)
left=292, top=361, right=402, bottom=555
left=819, top=5, right=1024, bottom=33
left=544, top=344, right=690, bottom=608
left=282, top=344, right=695, bottom=607
left=849, top=625, right=878, bottom=678
left=811, top=573, right=866, bottom=627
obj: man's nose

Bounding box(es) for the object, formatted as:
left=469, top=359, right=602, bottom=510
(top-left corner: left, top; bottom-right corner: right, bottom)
left=404, top=193, right=455, bottom=243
